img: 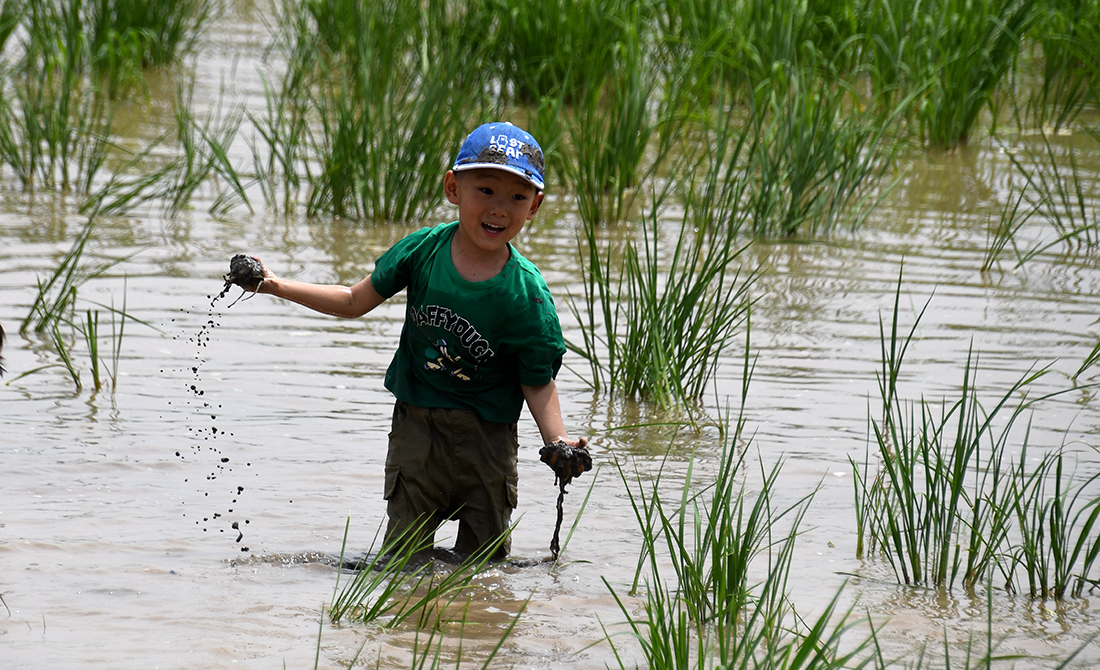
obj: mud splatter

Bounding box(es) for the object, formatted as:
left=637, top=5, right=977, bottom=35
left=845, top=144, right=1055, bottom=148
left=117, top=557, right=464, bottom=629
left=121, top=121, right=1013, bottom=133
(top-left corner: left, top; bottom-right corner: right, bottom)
left=172, top=259, right=261, bottom=554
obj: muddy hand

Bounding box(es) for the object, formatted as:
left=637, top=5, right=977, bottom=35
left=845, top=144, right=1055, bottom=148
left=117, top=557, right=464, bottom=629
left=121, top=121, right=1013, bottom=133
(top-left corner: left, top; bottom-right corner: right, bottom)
left=225, top=254, right=267, bottom=292
left=539, top=439, right=593, bottom=486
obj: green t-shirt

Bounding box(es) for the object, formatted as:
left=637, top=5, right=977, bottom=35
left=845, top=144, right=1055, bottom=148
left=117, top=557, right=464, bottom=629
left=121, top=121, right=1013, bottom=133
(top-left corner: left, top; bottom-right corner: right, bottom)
left=370, top=221, right=566, bottom=423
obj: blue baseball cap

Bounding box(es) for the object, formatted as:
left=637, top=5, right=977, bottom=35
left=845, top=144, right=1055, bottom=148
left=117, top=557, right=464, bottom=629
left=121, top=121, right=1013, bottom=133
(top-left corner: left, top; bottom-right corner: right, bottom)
left=452, top=122, right=545, bottom=190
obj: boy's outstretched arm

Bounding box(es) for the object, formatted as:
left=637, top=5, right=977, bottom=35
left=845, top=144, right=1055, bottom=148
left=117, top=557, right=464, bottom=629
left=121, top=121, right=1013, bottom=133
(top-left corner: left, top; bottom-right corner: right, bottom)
left=254, top=261, right=387, bottom=318
left=522, top=380, right=587, bottom=449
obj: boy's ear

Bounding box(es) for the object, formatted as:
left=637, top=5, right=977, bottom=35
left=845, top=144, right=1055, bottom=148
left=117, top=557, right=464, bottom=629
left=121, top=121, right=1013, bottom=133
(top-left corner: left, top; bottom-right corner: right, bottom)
left=443, top=170, right=460, bottom=204
left=527, top=191, right=544, bottom=220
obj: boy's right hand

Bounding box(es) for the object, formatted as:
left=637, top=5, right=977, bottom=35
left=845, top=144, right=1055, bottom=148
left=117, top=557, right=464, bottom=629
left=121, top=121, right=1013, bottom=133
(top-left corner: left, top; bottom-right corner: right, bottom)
left=225, top=254, right=268, bottom=293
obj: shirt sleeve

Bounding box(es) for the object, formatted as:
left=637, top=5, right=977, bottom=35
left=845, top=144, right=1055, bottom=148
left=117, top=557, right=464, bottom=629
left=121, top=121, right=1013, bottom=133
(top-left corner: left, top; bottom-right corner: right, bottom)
left=514, top=281, right=566, bottom=387
left=370, top=225, right=435, bottom=299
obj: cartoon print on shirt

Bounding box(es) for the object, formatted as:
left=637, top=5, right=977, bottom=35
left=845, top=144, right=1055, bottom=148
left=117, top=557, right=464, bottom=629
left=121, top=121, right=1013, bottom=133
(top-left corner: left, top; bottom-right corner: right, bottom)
left=423, top=339, right=472, bottom=382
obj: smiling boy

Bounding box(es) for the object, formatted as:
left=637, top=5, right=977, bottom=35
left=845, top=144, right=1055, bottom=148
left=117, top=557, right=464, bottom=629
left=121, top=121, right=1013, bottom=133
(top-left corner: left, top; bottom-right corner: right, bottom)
left=251, top=122, right=587, bottom=560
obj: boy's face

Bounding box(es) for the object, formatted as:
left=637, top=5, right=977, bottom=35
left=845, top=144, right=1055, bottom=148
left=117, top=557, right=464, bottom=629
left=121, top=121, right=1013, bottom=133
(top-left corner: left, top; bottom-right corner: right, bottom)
left=445, top=168, right=544, bottom=257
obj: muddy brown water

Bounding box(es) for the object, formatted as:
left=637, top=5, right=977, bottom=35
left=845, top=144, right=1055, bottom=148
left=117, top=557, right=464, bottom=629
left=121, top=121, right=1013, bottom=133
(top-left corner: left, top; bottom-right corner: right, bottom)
left=2, top=8, right=1100, bottom=670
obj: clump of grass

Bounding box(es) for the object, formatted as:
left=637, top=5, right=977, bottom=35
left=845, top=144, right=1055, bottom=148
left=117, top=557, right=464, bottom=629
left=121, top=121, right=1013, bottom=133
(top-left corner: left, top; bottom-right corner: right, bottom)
left=1007, top=131, right=1100, bottom=266
left=26, top=0, right=209, bottom=99
left=862, top=0, right=1038, bottom=148
left=16, top=214, right=135, bottom=393
left=568, top=188, right=756, bottom=410
left=21, top=217, right=99, bottom=336
left=254, top=0, right=492, bottom=222
left=487, top=0, right=642, bottom=105
left=1007, top=445, right=1100, bottom=599
left=745, top=65, right=905, bottom=237
left=87, top=80, right=250, bottom=217
left=853, top=272, right=1097, bottom=597
left=329, top=517, right=512, bottom=629
left=315, top=519, right=526, bottom=670
left=604, top=407, right=878, bottom=669
left=0, top=0, right=209, bottom=195
left=980, top=179, right=1033, bottom=273
left=1019, top=0, right=1100, bottom=132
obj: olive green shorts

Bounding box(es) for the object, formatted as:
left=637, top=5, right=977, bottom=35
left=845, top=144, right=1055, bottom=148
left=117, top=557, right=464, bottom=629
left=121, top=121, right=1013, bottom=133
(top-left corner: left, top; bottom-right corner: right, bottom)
left=383, top=401, right=519, bottom=559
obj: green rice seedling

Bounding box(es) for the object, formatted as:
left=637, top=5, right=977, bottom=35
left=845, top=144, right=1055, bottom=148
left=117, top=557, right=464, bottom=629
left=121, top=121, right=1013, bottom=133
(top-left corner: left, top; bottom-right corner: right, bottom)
left=675, top=89, right=758, bottom=238
left=80, top=309, right=103, bottom=392
left=0, top=0, right=23, bottom=53
left=605, top=407, right=879, bottom=669
left=21, top=217, right=97, bottom=336
left=1021, top=0, right=1100, bottom=131
left=557, top=20, right=661, bottom=226
left=273, top=0, right=492, bottom=222
left=1073, top=340, right=1100, bottom=382
left=980, top=179, right=1034, bottom=273
left=1007, top=131, right=1100, bottom=267
left=330, top=516, right=512, bottom=629
left=24, top=0, right=210, bottom=99
left=89, top=0, right=209, bottom=68
left=0, top=1, right=117, bottom=193
left=87, top=81, right=249, bottom=217
left=651, top=0, right=744, bottom=96
left=1007, top=445, right=1100, bottom=598
left=50, top=321, right=81, bottom=392
left=558, top=10, right=701, bottom=227
left=487, top=0, right=644, bottom=105
left=920, top=0, right=1038, bottom=148
left=165, top=81, right=249, bottom=217
left=861, top=0, right=1038, bottom=148
left=744, top=66, right=905, bottom=237
left=853, top=275, right=1066, bottom=590
left=568, top=188, right=757, bottom=409
left=107, top=283, right=127, bottom=389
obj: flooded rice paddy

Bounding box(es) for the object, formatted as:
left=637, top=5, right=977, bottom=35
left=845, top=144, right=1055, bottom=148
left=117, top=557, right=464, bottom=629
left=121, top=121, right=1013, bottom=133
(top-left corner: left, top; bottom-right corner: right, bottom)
left=2, top=6, right=1100, bottom=670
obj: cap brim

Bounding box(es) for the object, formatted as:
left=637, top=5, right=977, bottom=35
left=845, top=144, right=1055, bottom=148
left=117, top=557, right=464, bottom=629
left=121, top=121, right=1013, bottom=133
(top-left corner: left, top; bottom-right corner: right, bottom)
left=452, top=163, right=544, bottom=190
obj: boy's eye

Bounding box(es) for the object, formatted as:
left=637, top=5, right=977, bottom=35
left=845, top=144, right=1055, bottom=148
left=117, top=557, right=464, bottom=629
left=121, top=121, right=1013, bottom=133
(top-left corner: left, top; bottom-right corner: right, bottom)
left=479, top=187, right=494, bottom=195
left=512, top=193, right=527, bottom=201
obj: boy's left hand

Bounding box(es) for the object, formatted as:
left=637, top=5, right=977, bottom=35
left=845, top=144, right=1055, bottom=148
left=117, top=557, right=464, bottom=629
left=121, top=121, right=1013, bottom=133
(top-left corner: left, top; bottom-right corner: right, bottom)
left=539, top=439, right=592, bottom=486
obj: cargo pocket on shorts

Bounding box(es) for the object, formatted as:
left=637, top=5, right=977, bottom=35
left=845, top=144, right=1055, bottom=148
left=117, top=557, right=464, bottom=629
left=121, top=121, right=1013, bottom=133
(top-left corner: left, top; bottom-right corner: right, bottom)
left=505, top=476, right=518, bottom=511
left=384, top=466, right=400, bottom=501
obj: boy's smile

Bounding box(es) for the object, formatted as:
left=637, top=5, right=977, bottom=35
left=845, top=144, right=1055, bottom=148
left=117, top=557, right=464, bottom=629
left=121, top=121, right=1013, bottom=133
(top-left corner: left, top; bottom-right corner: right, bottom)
left=444, top=168, right=544, bottom=279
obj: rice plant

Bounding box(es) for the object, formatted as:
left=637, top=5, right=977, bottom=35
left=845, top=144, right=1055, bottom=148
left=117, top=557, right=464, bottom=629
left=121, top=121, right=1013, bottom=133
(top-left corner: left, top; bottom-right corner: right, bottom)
left=50, top=320, right=82, bottom=392
left=853, top=277, right=1065, bottom=591
left=251, top=0, right=495, bottom=222
left=980, top=178, right=1034, bottom=273
left=604, top=414, right=878, bottom=669
left=1021, top=0, right=1100, bottom=131
left=80, top=309, right=103, bottom=391
left=861, top=0, right=1039, bottom=148
left=568, top=187, right=756, bottom=409
left=21, top=217, right=99, bottom=336
left=0, top=5, right=115, bottom=193
left=744, top=67, right=905, bottom=237
left=487, top=0, right=645, bottom=105
left=0, top=0, right=22, bottom=53
left=329, top=517, right=513, bottom=629
left=24, top=0, right=209, bottom=99
left=1007, top=445, right=1100, bottom=599
left=1073, top=340, right=1100, bottom=382
left=87, top=80, right=249, bottom=217
left=1007, top=131, right=1100, bottom=266
left=556, top=18, right=662, bottom=226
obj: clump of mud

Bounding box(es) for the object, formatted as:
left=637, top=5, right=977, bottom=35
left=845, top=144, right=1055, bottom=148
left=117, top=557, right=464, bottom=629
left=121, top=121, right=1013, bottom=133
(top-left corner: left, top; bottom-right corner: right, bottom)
left=539, top=440, right=593, bottom=560
left=214, top=254, right=264, bottom=308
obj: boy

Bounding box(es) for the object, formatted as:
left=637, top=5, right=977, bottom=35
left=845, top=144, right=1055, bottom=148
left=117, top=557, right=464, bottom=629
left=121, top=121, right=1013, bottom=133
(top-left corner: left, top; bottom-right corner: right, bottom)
left=248, top=122, right=587, bottom=560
